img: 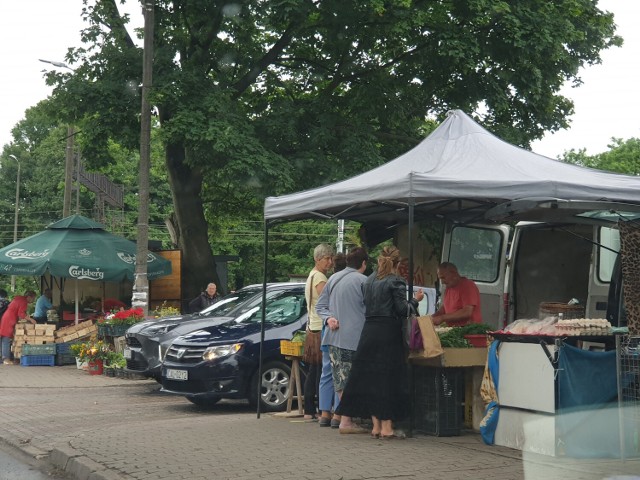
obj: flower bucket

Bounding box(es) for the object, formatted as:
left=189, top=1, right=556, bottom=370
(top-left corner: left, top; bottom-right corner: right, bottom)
left=75, top=357, right=89, bottom=371
left=87, top=359, right=104, bottom=375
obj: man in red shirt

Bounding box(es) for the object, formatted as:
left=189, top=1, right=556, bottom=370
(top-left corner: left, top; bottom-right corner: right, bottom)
left=432, top=262, right=482, bottom=326
left=1, top=290, right=37, bottom=364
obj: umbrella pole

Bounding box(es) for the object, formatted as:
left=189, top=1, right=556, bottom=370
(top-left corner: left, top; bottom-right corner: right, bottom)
left=75, top=279, right=79, bottom=325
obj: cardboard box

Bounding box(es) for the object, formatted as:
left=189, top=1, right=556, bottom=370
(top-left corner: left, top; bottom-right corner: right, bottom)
left=410, top=347, right=488, bottom=368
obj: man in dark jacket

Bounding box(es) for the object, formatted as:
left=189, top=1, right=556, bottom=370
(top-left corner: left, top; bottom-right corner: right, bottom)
left=189, top=283, right=219, bottom=313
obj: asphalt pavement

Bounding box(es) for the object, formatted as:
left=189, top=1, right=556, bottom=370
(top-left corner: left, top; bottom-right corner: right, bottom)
left=1, top=364, right=639, bottom=480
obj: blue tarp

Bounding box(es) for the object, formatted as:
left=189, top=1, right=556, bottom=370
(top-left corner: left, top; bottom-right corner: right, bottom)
left=556, top=343, right=635, bottom=458
left=480, top=340, right=500, bottom=445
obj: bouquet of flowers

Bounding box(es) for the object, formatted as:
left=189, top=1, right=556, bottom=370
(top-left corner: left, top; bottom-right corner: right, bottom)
left=70, top=339, right=111, bottom=362
left=107, top=307, right=146, bottom=327
left=151, top=301, right=181, bottom=319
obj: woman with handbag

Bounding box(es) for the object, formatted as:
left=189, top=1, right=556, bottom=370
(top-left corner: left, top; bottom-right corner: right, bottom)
left=302, top=243, right=334, bottom=420
left=336, top=246, right=423, bottom=438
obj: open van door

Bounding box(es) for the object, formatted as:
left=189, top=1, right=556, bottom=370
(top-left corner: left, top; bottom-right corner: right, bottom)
left=588, top=225, right=620, bottom=320
left=504, top=222, right=620, bottom=325
left=441, top=223, right=510, bottom=330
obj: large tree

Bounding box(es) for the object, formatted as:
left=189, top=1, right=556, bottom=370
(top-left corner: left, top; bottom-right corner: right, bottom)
left=45, top=0, right=620, bottom=301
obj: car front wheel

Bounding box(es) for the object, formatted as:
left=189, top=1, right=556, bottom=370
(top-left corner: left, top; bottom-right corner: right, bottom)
left=248, top=360, right=291, bottom=412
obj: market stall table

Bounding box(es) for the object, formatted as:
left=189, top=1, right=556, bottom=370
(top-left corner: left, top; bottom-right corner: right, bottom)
left=410, top=347, right=488, bottom=435
left=487, top=332, right=635, bottom=458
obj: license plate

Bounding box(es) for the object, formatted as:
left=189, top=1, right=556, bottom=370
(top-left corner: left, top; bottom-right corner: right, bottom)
left=123, top=347, right=132, bottom=359
left=166, top=368, right=188, bottom=381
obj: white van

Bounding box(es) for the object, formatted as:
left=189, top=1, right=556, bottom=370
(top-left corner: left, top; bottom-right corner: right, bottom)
left=441, top=220, right=622, bottom=330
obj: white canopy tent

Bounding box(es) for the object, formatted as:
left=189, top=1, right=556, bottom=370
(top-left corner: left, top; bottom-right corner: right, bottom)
left=264, top=110, right=640, bottom=226
left=256, top=109, right=640, bottom=417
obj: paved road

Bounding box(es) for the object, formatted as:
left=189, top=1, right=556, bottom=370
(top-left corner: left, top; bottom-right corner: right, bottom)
left=1, top=364, right=639, bottom=480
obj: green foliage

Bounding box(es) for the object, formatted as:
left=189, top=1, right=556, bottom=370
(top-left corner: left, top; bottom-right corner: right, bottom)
left=561, top=138, right=640, bottom=175
left=2, top=0, right=623, bottom=297
left=438, top=323, right=491, bottom=348
left=437, top=329, right=471, bottom=348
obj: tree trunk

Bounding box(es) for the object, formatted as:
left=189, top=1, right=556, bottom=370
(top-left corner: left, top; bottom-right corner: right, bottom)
left=165, top=142, right=220, bottom=311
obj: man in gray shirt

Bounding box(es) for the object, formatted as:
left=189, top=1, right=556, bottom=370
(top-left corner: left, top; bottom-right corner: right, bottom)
left=316, top=247, right=369, bottom=434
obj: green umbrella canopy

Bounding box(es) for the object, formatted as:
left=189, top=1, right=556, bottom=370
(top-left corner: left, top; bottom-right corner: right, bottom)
left=0, top=215, right=172, bottom=281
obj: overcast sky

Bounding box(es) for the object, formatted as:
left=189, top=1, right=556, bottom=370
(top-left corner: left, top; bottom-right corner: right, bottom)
left=1, top=1, right=637, bottom=159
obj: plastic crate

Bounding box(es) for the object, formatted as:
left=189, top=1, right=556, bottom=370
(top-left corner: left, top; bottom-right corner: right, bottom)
left=56, top=342, right=73, bottom=355
left=20, top=355, right=56, bottom=367
left=22, top=344, right=57, bottom=356
left=55, top=353, right=76, bottom=366
left=280, top=340, right=304, bottom=357
left=413, top=367, right=464, bottom=436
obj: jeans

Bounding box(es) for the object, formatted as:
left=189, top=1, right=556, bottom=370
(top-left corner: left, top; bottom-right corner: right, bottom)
left=318, top=349, right=340, bottom=413
left=1, top=336, right=11, bottom=360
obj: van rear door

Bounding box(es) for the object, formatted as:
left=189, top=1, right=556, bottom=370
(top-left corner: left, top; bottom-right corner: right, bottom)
left=441, top=223, right=510, bottom=330
left=587, top=225, right=620, bottom=319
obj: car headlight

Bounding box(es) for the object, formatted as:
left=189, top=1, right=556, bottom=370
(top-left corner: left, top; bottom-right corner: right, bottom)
left=202, top=343, right=243, bottom=361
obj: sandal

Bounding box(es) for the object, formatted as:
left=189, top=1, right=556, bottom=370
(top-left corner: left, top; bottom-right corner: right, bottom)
left=381, top=431, right=406, bottom=440
left=371, top=432, right=380, bottom=439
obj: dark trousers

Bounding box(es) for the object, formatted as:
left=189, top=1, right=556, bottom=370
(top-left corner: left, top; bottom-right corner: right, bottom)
left=303, top=363, right=321, bottom=416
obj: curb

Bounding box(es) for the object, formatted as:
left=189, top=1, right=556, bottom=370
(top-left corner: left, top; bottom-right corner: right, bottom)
left=50, top=445, right=130, bottom=480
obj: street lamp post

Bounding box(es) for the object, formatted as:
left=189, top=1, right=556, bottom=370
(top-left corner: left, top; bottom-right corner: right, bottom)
left=8, top=154, right=20, bottom=292
left=39, top=59, right=75, bottom=218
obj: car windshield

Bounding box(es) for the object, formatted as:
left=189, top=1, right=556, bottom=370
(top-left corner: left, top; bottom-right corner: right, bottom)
left=196, top=287, right=261, bottom=316
left=233, top=289, right=306, bottom=325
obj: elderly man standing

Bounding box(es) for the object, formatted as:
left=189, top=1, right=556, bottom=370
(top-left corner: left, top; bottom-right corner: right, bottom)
left=316, top=247, right=369, bottom=434
left=189, top=282, right=220, bottom=313
left=432, top=262, right=482, bottom=326
left=0, top=290, right=37, bottom=364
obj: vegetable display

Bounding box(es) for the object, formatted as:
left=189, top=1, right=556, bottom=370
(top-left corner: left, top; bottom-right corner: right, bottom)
left=436, top=323, right=491, bottom=348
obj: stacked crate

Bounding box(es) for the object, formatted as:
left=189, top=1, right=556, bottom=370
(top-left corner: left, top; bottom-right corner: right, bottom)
left=13, top=323, right=57, bottom=366
left=54, top=319, right=97, bottom=344
left=55, top=342, right=75, bottom=365
left=54, top=320, right=97, bottom=365
left=12, top=323, right=56, bottom=359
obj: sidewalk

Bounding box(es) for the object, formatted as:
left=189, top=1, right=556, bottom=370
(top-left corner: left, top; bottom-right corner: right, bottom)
left=1, top=364, right=639, bottom=480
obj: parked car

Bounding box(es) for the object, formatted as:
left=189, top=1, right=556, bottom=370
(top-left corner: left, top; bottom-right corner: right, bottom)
left=124, top=285, right=269, bottom=380
left=161, top=284, right=307, bottom=411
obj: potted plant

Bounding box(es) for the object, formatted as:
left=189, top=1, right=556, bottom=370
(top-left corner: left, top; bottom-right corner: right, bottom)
left=103, top=351, right=126, bottom=377
left=70, top=339, right=111, bottom=375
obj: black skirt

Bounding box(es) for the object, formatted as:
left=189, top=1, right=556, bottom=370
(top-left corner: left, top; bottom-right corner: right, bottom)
left=335, top=315, right=409, bottom=421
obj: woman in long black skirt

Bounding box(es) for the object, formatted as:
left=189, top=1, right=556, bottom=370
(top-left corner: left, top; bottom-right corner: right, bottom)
left=336, top=245, right=423, bottom=438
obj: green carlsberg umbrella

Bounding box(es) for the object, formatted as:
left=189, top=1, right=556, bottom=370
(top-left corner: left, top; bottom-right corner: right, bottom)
left=0, top=215, right=172, bottom=281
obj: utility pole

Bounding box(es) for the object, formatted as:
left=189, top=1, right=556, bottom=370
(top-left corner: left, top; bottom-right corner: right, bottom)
left=132, top=0, right=154, bottom=316
left=9, top=155, right=20, bottom=292
left=63, top=126, right=74, bottom=217
left=39, top=60, right=76, bottom=218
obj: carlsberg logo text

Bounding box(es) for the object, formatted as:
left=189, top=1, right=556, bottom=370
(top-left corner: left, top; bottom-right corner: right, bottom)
left=6, top=248, right=49, bottom=260
left=69, top=265, right=104, bottom=280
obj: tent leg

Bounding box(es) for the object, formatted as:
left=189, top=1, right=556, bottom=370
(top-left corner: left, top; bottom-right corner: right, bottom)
left=257, top=221, right=270, bottom=419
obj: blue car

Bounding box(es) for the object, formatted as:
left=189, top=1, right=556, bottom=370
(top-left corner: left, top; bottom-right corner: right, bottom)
left=124, top=285, right=268, bottom=380
left=161, top=284, right=307, bottom=411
